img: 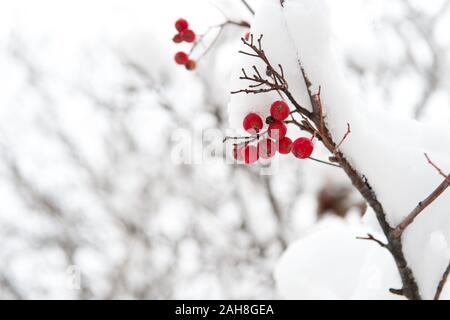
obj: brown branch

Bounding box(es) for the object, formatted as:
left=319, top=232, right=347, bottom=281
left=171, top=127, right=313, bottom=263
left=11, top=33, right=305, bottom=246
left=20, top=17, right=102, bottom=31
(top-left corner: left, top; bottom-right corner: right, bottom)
left=295, top=58, right=421, bottom=301
left=389, top=288, right=405, bottom=296
left=426, top=153, right=450, bottom=183
left=334, top=123, right=352, bottom=154
left=434, top=261, right=450, bottom=300
left=357, top=234, right=388, bottom=249
left=240, top=0, right=255, bottom=15
left=392, top=154, right=450, bottom=238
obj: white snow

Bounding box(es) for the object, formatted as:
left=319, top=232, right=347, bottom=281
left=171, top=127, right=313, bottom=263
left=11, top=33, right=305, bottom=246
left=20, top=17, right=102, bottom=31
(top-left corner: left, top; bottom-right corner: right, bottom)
left=274, top=217, right=403, bottom=300
left=228, top=0, right=450, bottom=299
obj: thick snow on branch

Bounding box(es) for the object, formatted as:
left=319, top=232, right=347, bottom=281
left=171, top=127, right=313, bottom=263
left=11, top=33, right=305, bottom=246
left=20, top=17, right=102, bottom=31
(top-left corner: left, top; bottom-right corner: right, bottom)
left=228, top=0, right=450, bottom=299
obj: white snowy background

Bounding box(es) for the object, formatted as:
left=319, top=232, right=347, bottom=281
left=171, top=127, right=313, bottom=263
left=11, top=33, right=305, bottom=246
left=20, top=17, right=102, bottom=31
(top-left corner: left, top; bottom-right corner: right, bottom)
left=0, top=0, right=449, bottom=299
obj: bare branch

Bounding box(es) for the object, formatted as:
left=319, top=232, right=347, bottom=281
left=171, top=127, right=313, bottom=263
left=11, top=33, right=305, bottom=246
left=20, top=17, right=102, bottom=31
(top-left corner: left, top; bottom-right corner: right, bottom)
left=334, top=123, right=352, bottom=154
left=392, top=154, right=450, bottom=238
left=357, top=234, right=388, bottom=249
left=434, top=261, right=450, bottom=300
left=425, top=153, right=450, bottom=183
left=240, top=0, right=255, bottom=15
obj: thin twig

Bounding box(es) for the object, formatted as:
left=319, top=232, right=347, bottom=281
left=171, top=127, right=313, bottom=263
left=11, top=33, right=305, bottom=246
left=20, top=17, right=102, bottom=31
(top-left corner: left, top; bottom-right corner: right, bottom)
left=356, top=234, right=388, bottom=249
left=308, top=157, right=341, bottom=168
left=334, top=123, right=352, bottom=154
left=392, top=154, right=450, bottom=238
left=240, top=0, right=255, bottom=15
left=434, top=261, right=450, bottom=300
left=425, top=153, right=450, bottom=183
left=231, top=35, right=312, bottom=118
left=191, top=20, right=250, bottom=59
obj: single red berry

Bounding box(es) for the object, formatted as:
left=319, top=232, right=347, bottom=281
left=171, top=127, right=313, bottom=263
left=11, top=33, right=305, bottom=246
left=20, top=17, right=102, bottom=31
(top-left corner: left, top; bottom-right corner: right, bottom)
left=292, top=137, right=314, bottom=159
left=268, top=121, right=287, bottom=140
left=181, top=29, right=196, bottom=43
left=278, top=137, right=293, bottom=155
left=270, top=100, right=290, bottom=121
left=175, top=18, right=189, bottom=32
left=258, top=139, right=276, bottom=159
left=243, top=145, right=259, bottom=164
left=243, top=113, right=264, bottom=134
left=244, top=32, right=250, bottom=41
left=173, top=34, right=182, bottom=43
left=175, top=52, right=189, bottom=65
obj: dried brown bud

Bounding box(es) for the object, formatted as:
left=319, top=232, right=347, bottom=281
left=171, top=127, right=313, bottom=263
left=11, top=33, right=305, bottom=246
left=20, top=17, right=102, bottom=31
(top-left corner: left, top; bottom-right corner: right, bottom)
left=185, top=60, right=197, bottom=71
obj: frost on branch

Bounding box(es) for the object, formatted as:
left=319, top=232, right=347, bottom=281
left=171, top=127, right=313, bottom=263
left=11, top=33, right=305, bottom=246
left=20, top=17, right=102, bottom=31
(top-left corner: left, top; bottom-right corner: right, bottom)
left=228, top=0, right=450, bottom=299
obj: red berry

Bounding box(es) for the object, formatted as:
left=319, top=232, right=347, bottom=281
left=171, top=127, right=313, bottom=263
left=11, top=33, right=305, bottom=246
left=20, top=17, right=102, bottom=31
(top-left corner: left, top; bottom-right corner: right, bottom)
left=175, top=52, right=189, bottom=65
left=278, top=137, right=293, bottom=155
left=244, top=32, right=250, bottom=41
left=243, top=113, right=263, bottom=134
left=243, top=145, right=259, bottom=164
left=268, top=121, right=287, bottom=140
left=258, top=139, right=276, bottom=159
left=292, top=137, right=314, bottom=159
left=270, top=100, right=290, bottom=121
left=181, top=29, right=196, bottom=43
left=175, top=18, right=189, bottom=32
left=173, top=34, right=182, bottom=43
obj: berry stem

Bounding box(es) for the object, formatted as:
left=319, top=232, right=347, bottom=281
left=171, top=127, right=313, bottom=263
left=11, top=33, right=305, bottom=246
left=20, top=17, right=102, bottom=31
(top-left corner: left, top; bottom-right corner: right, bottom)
left=308, top=157, right=341, bottom=168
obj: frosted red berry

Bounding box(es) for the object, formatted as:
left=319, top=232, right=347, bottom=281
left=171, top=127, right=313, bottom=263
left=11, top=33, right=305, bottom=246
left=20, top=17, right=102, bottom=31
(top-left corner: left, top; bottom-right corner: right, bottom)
left=173, top=34, right=182, bottom=43
left=181, top=29, right=196, bottom=43
left=270, top=101, right=290, bottom=121
left=292, top=137, right=314, bottom=159
left=268, top=121, right=287, bottom=140
left=278, top=137, right=293, bottom=155
left=243, top=145, right=259, bottom=164
left=175, top=18, right=189, bottom=32
left=175, top=52, right=189, bottom=65
left=243, top=113, right=263, bottom=134
left=258, top=139, right=276, bottom=159
left=244, top=32, right=250, bottom=41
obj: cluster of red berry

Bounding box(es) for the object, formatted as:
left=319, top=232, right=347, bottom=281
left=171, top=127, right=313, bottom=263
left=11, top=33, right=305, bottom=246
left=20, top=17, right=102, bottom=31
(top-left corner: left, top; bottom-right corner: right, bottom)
left=173, top=18, right=197, bottom=71
left=234, top=101, right=314, bottom=164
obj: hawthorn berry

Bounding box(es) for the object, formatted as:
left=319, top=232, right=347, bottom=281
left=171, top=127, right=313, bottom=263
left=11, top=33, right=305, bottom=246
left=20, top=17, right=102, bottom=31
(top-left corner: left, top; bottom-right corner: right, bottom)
left=243, top=145, right=259, bottom=164
left=278, top=137, right=293, bottom=155
left=175, top=52, right=189, bottom=65
left=172, top=34, right=183, bottom=44
left=243, top=113, right=264, bottom=134
left=270, top=100, right=290, bottom=121
left=185, top=60, right=197, bottom=71
left=292, top=137, right=314, bottom=159
left=258, top=139, right=276, bottom=159
left=175, top=18, right=189, bottom=32
left=181, top=29, right=196, bottom=43
left=268, top=121, right=287, bottom=140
